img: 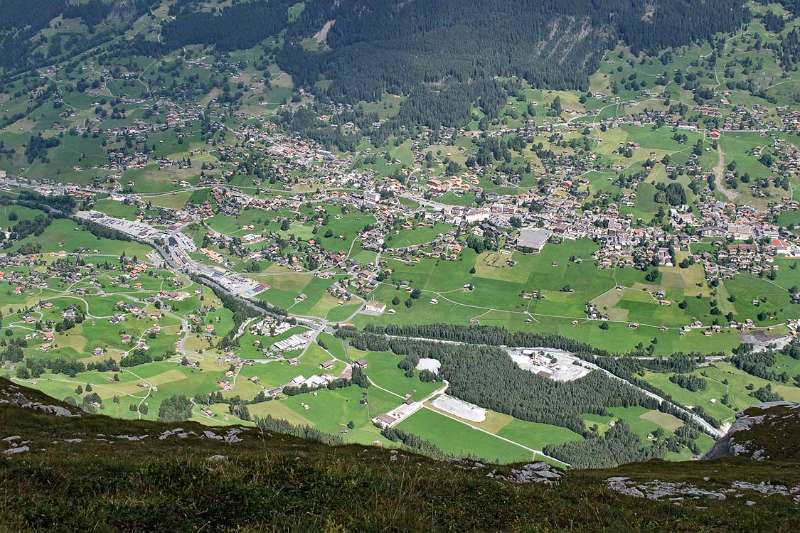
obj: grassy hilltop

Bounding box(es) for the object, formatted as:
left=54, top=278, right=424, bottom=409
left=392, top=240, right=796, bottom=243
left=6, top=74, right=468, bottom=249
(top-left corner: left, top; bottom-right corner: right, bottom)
left=1, top=378, right=799, bottom=531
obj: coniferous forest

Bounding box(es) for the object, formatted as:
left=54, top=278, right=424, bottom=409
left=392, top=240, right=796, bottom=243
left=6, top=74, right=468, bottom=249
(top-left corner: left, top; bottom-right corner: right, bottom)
left=1, top=0, right=751, bottom=129
left=337, top=329, right=658, bottom=435
left=281, top=0, right=749, bottom=101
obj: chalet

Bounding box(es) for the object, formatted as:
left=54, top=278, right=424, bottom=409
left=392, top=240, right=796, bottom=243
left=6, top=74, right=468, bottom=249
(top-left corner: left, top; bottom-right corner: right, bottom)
left=656, top=248, right=673, bottom=267
left=266, top=387, right=283, bottom=398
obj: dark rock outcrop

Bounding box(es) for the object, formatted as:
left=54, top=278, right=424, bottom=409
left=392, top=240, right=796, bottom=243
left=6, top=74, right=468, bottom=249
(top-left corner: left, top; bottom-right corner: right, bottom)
left=704, top=401, right=800, bottom=461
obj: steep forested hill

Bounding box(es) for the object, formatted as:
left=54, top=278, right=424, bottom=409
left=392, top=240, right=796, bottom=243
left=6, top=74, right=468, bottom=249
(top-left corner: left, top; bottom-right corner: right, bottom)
left=2, top=0, right=750, bottom=94
left=0, top=0, right=158, bottom=73
left=279, top=0, right=750, bottom=102
left=129, top=0, right=750, bottom=128
left=0, top=0, right=761, bottom=139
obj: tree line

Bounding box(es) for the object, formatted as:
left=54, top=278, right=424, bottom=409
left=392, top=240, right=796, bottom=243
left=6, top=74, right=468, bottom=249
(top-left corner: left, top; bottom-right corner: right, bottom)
left=544, top=422, right=656, bottom=469
left=257, top=415, right=344, bottom=447
left=381, top=427, right=450, bottom=461
left=13, top=191, right=76, bottom=214
left=15, top=355, right=118, bottom=379
left=544, top=419, right=704, bottom=468
left=669, top=374, right=708, bottom=392
left=732, top=349, right=795, bottom=384
left=75, top=218, right=132, bottom=242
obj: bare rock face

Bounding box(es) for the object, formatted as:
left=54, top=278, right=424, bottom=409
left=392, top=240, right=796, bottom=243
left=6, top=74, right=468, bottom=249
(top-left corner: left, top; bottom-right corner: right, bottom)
left=3, top=445, right=30, bottom=456
left=224, top=428, right=244, bottom=444
left=114, top=435, right=148, bottom=441
left=606, top=477, right=800, bottom=505
left=157, top=427, right=247, bottom=443
left=0, top=383, right=80, bottom=418
left=203, top=431, right=224, bottom=441
left=487, top=462, right=564, bottom=484
left=159, top=428, right=196, bottom=440
left=704, top=402, right=800, bottom=461
left=604, top=401, right=800, bottom=506
left=606, top=477, right=727, bottom=501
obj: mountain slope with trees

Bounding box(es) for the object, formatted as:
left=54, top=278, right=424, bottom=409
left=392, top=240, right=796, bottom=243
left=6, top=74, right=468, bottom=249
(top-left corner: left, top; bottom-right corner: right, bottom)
left=1, top=0, right=752, bottom=129
left=280, top=0, right=750, bottom=104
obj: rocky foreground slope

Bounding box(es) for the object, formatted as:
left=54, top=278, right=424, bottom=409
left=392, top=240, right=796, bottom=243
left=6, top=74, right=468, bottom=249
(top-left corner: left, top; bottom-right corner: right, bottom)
left=704, top=401, right=800, bottom=462
left=1, top=378, right=799, bottom=531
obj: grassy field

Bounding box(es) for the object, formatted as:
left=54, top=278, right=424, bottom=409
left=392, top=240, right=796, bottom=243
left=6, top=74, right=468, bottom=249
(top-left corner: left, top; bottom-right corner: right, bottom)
left=9, top=218, right=152, bottom=257
left=355, top=240, right=758, bottom=354
left=642, top=358, right=800, bottom=425
left=359, top=350, right=440, bottom=401
left=92, top=199, right=139, bottom=220
left=398, top=408, right=537, bottom=464
left=385, top=223, right=453, bottom=249
left=0, top=204, right=42, bottom=227
left=144, top=191, right=193, bottom=210
left=248, top=385, right=397, bottom=447
left=316, top=206, right=376, bottom=253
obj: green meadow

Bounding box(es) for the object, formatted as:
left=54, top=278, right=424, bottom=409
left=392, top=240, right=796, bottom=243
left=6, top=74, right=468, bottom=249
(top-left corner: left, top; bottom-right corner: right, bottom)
left=356, top=240, right=766, bottom=354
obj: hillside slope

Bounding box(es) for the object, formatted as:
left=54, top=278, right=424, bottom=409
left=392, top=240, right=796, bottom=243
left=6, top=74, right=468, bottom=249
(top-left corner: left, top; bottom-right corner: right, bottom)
left=0, top=0, right=752, bottom=127
left=1, top=378, right=798, bottom=531
left=280, top=0, right=750, bottom=101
